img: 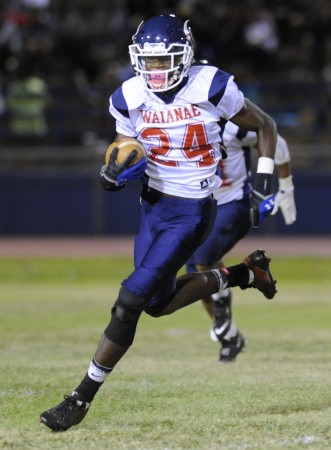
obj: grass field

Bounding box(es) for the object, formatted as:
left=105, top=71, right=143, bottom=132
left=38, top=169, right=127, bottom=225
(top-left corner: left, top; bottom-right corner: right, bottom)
left=1, top=255, right=330, bottom=449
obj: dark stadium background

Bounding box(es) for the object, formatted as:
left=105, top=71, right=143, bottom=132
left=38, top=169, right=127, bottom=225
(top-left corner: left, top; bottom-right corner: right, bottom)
left=0, top=0, right=330, bottom=236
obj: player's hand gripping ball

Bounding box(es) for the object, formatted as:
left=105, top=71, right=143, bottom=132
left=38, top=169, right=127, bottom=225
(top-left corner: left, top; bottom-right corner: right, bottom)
left=102, top=138, right=147, bottom=186
left=105, top=138, right=146, bottom=166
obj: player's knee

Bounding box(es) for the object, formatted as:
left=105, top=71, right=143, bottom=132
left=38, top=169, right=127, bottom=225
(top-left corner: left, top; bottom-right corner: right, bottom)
left=112, top=302, right=142, bottom=323
left=111, top=285, right=146, bottom=321
left=118, top=285, right=146, bottom=309
left=104, top=303, right=141, bottom=346
left=104, top=286, right=146, bottom=346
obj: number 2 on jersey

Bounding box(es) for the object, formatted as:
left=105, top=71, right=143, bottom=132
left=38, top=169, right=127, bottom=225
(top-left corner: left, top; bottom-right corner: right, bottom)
left=141, top=122, right=216, bottom=167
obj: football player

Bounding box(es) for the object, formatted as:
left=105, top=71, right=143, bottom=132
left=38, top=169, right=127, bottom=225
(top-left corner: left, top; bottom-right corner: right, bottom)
left=40, top=14, right=278, bottom=431
left=186, top=121, right=297, bottom=362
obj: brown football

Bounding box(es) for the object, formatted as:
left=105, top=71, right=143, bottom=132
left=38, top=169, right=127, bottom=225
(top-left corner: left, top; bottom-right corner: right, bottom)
left=105, top=138, right=146, bottom=166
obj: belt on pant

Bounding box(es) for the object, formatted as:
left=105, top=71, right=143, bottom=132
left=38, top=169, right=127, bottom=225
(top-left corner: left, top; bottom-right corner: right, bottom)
left=141, top=186, right=183, bottom=204
left=140, top=185, right=211, bottom=205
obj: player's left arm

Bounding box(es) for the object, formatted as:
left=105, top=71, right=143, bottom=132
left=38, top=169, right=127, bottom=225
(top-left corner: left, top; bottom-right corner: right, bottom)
left=230, top=98, right=277, bottom=228
left=271, top=135, right=297, bottom=225
left=231, top=98, right=277, bottom=160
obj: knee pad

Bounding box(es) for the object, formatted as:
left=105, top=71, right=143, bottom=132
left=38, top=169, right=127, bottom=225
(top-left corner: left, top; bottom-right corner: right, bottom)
left=104, top=286, right=145, bottom=347
left=118, top=285, right=147, bottom=309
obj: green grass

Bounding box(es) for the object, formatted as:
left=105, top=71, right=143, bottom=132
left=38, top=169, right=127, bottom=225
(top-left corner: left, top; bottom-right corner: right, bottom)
left=0, top=256, right=331, bottom=449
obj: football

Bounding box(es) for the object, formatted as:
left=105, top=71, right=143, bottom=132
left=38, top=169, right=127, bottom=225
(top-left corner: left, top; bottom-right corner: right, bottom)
left=105, top=138, right=146, bottom=166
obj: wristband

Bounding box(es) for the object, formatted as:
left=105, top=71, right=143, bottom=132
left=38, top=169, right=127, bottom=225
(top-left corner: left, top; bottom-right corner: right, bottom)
left=278, top=175, right=294, bottom=191
left=257, top=157, right=274, bottom=174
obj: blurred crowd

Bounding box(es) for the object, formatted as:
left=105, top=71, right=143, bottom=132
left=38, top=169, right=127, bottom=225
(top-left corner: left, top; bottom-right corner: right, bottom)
left=0, top=0, right=330, bottom=145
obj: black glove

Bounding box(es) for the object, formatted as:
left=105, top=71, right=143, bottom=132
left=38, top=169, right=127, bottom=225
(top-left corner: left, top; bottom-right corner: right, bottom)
left=100, top=147, right=147, bottom=190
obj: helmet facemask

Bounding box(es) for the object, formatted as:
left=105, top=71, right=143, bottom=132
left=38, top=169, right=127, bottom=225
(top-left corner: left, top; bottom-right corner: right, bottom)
left=129, top=17, right=194, bottom=92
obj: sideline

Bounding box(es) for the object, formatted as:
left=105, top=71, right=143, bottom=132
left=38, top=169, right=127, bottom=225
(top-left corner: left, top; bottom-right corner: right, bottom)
left=0, top=236, right=330, bottom=258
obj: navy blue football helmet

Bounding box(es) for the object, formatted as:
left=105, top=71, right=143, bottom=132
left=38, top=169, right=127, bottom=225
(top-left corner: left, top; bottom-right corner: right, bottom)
left=129, top=14, right=194, bottom=92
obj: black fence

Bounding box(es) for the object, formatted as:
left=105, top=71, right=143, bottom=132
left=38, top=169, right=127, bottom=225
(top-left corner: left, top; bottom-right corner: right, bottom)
left=1, top=80, right=330, bottom=236
left=1, top=168, right=331, bottom=236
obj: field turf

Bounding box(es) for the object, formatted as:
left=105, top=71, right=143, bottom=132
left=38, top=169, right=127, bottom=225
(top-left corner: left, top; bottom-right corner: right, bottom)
left=0, top=256, right=330, bottom=449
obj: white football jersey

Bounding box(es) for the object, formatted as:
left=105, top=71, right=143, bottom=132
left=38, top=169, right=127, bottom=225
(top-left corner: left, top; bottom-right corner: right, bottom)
left=213, top=121, right=290, bottom=205
left=109, top=64, right=244, bottom=198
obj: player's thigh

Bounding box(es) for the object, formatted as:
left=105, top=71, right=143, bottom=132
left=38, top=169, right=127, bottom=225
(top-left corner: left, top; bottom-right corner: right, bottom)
left=125, top=196, right=216, bottom=297
left=190, top=198, right=250, bottom=267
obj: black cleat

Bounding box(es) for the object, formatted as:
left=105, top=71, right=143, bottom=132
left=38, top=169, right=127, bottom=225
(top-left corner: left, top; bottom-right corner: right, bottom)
left=40, top=391, right=89, bottom=432
left=243, top=249, right=277, bottom=299
left=220, top=332, right=246, bottom=363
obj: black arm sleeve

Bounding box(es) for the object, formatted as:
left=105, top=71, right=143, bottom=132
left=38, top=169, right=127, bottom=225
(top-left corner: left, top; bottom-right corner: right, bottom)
left=253, top=173, right=273, bottom=196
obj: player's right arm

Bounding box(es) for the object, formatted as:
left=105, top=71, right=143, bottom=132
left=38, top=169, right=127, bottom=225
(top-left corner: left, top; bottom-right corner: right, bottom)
left=100, top=133, right=146, bottom=191
left=101, top=81, right=145, bottom=191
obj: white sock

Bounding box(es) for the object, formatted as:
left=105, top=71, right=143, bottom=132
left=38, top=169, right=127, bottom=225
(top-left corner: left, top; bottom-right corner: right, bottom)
left=88, top=359, right=112, bottom=383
